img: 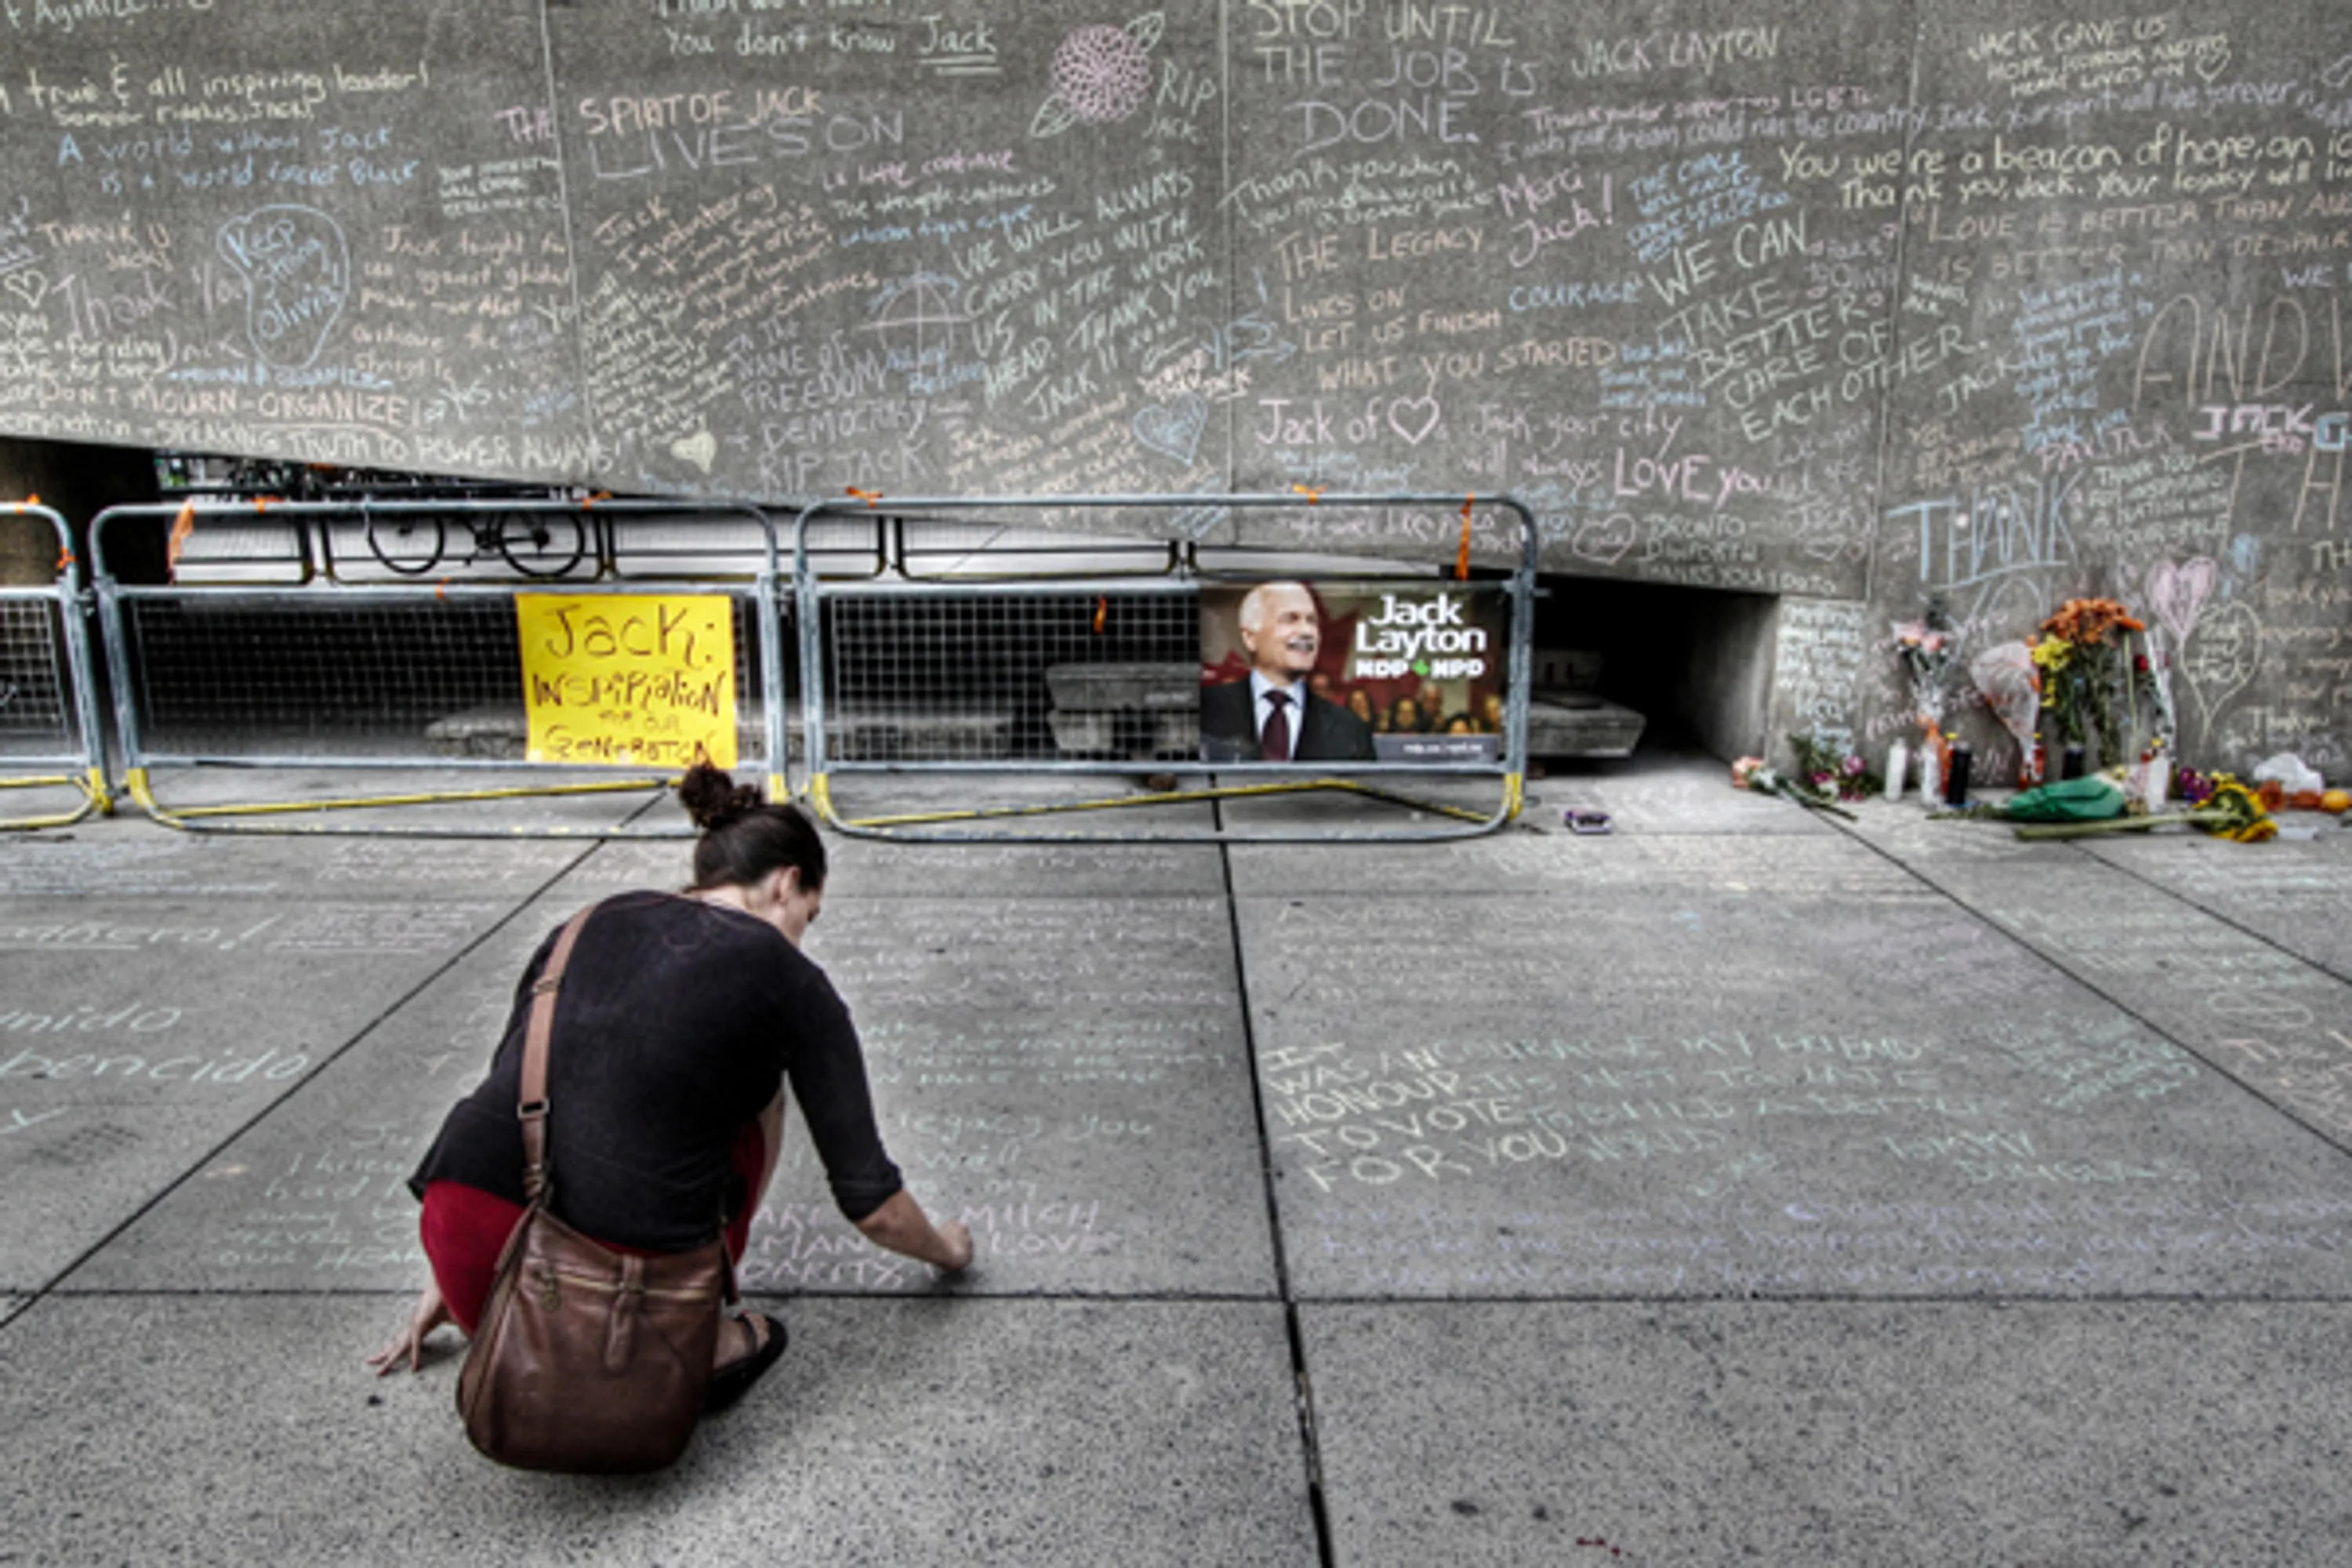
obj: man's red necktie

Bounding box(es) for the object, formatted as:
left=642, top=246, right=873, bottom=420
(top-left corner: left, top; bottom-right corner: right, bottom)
left=1261, top=689, right=1292, bottom=762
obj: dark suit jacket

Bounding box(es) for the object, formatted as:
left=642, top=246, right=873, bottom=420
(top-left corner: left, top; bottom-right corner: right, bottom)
left=1200, top=678, right=1377, bottom=763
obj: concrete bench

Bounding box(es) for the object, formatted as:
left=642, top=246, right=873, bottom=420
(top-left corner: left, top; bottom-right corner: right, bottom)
left=1045, top=662, right=1199, bottom=760
left=1526, top=692, right=1645, bottom=759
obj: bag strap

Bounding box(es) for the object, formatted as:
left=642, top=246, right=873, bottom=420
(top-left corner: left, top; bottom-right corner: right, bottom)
left=518, top=906, right=597, bottom=1204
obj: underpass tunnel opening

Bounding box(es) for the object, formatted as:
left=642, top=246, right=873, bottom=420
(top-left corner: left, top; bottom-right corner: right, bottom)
left=1533, top=574, right=1777, bottom=765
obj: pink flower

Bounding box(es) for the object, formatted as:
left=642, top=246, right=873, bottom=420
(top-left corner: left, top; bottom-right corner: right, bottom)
left=1892, top=620, right=1947, bottom=654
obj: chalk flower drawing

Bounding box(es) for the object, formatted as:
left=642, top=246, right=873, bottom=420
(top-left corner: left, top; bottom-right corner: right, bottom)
left=1031, top=13, right=1163, bottom=137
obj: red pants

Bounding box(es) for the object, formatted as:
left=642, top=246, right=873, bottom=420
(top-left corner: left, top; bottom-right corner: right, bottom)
left=421, top=1105, right=779, bottom=1334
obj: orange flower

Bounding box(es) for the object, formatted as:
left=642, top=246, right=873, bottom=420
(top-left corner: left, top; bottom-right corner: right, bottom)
left=2040, top=597, right=2144, bottom=647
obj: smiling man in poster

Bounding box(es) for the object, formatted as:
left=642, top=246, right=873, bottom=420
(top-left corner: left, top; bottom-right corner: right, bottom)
left=1200, top=579, right=1506, bottom=765
left=1199, top=581, right=1377, bottom=764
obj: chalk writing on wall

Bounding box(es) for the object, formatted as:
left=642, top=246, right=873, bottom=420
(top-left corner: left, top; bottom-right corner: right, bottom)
left=0, top=2, right=2347, bottom=769
left=1769, top=597, right=1869, bottom=754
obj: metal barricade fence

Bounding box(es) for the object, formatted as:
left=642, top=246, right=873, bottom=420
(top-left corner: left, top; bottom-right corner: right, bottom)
left=0, top=503, right=110, bottom=829
left=789, top=492, right=1538, bottom=843
left=90, top=499, right=789, bottom=837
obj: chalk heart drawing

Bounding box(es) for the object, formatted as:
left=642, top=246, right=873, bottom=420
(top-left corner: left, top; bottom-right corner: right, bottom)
left=670, top=429, right=717, bottom=474
left=1570, top=512, right=1636, bottom=566
left=216, top=205, right=350, bottom=372
left=1131, top=393, right=1207, bottom=465
left=1, top=268, right=45, bottom=308
left=2182, top=599, right=2259, bottom=724
left=2145, top=556, right=2218, bottom=645
left=1387, top=395, right=1442, bottom=445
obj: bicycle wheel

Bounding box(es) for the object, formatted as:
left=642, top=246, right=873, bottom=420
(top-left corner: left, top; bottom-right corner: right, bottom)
left=365, top=513, right=446, bottom=575
left=496, top=512, right=588, bottom=578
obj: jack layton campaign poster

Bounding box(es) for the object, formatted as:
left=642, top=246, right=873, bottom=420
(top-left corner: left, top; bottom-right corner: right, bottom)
left=1200, top=580, right=1507, bottom=764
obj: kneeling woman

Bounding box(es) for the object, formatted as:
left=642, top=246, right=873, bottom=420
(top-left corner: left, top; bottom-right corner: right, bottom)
left=371, top=764, right=972, bottom=1406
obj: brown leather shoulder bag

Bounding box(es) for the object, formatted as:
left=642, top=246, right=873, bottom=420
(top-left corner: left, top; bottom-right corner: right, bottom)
left=456, top=904, right=733, bottom=1473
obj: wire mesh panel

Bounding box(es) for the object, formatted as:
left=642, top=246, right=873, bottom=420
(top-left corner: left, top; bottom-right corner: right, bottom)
left=90, top=499, right=788, bottom=835
left=792, top=492, right=1541, bottom=843
left=818, top=585, right=1198, bottom=764
left=0, top=597, right=76, bottom=760
left=115, top=591, right=769, bottom=767
left=0, top=504, right=107, bottom=829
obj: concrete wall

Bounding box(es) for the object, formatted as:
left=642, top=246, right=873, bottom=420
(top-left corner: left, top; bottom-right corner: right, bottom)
left=2, top=2, right=2347, bottom=777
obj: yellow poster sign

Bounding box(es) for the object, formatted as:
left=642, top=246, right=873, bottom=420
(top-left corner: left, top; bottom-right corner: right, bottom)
left=514, top=594, right=737, bottom=768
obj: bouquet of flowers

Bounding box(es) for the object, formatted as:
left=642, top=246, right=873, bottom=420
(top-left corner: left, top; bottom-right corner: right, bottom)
left=1732, top=754, right=1858, bottom=820
left=2032, top=597, right=2161, bottom=767
left=1788, top=730, right=1878, bottom=801
left=1969, top=641, right=2043, bottom=782
left=1892, top=599, right=1965, bottom=734
left=2013, top=770, right=2275, bottom=842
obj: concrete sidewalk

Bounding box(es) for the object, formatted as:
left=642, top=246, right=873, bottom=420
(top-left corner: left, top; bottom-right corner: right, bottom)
left=2, top=749, right=2349, bottom=1564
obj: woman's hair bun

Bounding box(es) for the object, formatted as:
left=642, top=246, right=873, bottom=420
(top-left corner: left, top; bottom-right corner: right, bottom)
left=677, top=761, right=762, bottom=833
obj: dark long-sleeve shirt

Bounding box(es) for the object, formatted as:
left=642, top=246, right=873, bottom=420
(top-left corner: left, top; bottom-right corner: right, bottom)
left=408, top=890, right=902, bottom=1251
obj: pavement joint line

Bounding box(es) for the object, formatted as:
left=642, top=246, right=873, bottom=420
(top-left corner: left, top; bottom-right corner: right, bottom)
left=13, top=840, right=610, bottom=1310
left=2081, top=842, right=2352, bottom=991
left=1217, top=814, right=1338, bottom=1568
left=1828, top=817, right=2352, bottom=1166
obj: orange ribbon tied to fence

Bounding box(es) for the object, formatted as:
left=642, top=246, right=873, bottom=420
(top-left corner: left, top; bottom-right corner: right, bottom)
left=1092, top=595, right=1109, bottom=634
left=1455, top=495, right=1475, bottom=580
left=846, top=486, right=884, bottom=507
left=1290, top=485, right=1324, bottom=505
left=165, top=499, right=198, bottom=579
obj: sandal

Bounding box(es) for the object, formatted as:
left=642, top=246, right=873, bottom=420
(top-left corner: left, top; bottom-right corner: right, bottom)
left=704, top=1312, right=788, bottom=1414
